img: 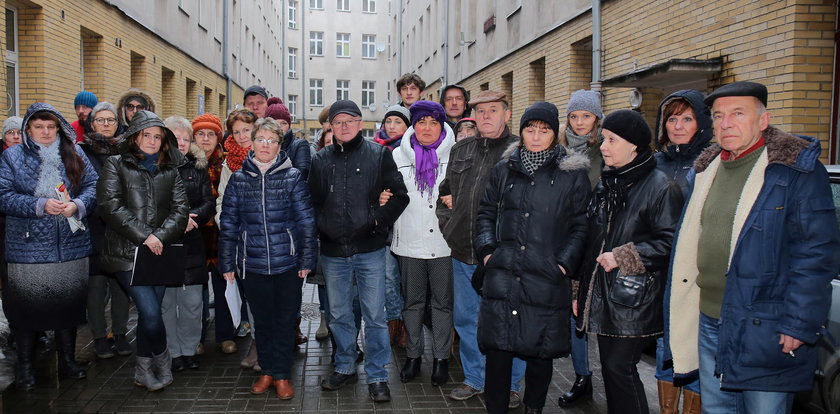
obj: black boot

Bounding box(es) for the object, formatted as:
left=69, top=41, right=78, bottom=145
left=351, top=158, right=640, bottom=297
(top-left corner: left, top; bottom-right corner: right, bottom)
left=430, top=358, right=448, bottom=386
left=14, top=329, right=37, bottom=391
left=524, top=406, right=543, bottom=414
left=400, top=357, right=421, bottom=382
left=557, top=374, right=592, bottom=407
left=55, top=328, right=86, bottom=379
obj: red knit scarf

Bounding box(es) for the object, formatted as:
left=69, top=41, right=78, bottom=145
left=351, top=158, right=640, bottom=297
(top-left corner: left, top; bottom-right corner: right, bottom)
left=224, top=138, right=250, bottom=172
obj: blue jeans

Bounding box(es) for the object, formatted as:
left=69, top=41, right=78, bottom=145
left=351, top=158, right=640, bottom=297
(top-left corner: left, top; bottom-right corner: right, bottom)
left=115, top=271, right=166, bottom=357
left=452, top=258, right=524, bottom=392
left=698, top=313, right=794, bottom=414
left=322, top=248, right=390, bottom=384
left=384, top=249, right=403, bottom=321
left=656, top=336, right=700, bottom=392
left=570, top=315, right=591, bottom=376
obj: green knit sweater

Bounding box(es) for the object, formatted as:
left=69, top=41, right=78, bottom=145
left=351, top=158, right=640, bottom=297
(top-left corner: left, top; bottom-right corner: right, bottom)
left=697, top=148, right=764, bottom=318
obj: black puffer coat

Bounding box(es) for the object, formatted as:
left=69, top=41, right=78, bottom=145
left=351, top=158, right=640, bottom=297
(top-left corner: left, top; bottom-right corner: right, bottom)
left=577, top=162, right=683, bottom=337
left=474, top=145, right=591, bottom=359
left=308, top=133, right=408, bottom=258
left=177, top=144, right=214, bottom=284
left=80, top=132, right=122, bottom=275
left=97, top=110, right=189, bottom=273
left=653, top=89, right=713, bottom=194
left=283, top=129, right=311, bottom=180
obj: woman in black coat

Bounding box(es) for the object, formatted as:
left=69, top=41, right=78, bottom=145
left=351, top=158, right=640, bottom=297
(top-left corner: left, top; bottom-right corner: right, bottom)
left=474, top=102, right=590, bottom=413
left=576, top=110, right=683, bottom=414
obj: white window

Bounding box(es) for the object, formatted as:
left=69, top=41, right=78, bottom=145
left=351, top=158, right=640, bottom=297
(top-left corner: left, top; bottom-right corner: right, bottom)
left=310, top=0, right=323, bottom=9
left=362, top=34, right=376, bottom=59
left=362, top=81, right=375, bottom=107
left=309, top=31, right=323, bottom=56
left=288, top=1, right=297, bottom=28
left=310, top=79, right=324, bottom=106
left=4, top=7, right=18, bottom=116
left=336, top=0, right=350, bottom=11
left=362, top=129, right=375, bottom=140
left=336, top=80, right=350, bottom=101
left=287, top=47, right=297, bottom=78
left=288, top=95, right=298, bottom=122
left=362, top=0, right=375, bottom=13
left=336, top=33, right=350, bottom=57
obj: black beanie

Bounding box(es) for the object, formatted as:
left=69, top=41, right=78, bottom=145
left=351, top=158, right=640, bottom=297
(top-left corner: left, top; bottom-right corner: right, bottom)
left=601, top=110, right=652, bottom=150
left=519, top=102, right=560, bottom=139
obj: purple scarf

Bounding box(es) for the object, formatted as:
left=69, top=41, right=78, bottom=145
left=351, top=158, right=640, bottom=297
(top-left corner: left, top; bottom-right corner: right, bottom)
left=410, top=129, right=446, bottom=199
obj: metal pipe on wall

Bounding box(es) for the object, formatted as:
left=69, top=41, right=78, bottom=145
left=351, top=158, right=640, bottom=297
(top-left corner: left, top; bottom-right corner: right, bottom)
left=591, top=0, right=602, bottom=93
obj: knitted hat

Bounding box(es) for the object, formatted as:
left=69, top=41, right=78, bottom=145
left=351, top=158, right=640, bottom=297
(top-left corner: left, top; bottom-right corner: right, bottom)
left=244, top=85, right=268, bottom=100
left=191, top=113, right=223, bottom=137
left=328, top=100, right=362, bottom=122
left=601, top=110, right=652, bottom=150
left=409, top=101, right=447, bottom=127
left=265, top=102, right=292, bottom=124
left=3, top=116, right=22, bottom=136
left=566, top=90, right=603, bottom=119
left=267, top=96, right=284, bottom=106
left=519, top=102, right=560, bottom=139
left=382, top=105, right=411, bottom=127
left=74, top=91, right=98, bottom=109
left=704, top=81, right=768, bottom=107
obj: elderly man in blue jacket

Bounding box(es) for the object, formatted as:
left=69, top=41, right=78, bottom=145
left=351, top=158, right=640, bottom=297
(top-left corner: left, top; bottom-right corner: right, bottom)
left=667, top=81, right=840, bottom=413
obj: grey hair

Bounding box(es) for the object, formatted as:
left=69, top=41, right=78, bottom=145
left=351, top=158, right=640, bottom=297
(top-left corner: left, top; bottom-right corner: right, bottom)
left=164, top=116, right=193, bottom=136
left=253, top=117, right=284, bottom=141
left=90, top=101, right=117, bottom=119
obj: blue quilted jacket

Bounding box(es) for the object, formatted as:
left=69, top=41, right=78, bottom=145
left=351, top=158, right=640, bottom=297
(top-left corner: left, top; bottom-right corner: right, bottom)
left=0, top=103, right=98, bottom=263
left=218, top=152, right=317, bottom=276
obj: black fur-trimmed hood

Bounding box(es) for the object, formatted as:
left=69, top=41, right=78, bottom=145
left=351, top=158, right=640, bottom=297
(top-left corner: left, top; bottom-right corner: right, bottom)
left=694, top=126, right=817, bottom=173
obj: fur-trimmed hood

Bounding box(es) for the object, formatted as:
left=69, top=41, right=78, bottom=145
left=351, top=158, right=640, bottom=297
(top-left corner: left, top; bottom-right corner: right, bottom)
left=117, top=88, right=157, bottom=127
left=502, top=141, right=591, bottom=172
left=694, top=126, right=816, bottom=173
left=187, top=142, right=208, bottom=170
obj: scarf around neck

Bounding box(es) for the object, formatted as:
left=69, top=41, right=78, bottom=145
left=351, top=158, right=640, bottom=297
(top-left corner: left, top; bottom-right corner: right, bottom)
left=224, top=137, right=250, bottom=172
left=520, top=146, right=554, bottom=176
left=565, top=125, right=593, bottom=153
left=83, top=133, right=121, bottom=155
left=589, top=150, right=656, bottom=220
left=35, top=138, right=64, bottom=199
left=410, top=129, right=446, bottom=199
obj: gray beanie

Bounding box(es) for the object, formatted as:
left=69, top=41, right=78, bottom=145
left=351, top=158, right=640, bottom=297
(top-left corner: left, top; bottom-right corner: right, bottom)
left=566, top=90, right=603, bottom=119
left=3, top=116, right=22, bottom=136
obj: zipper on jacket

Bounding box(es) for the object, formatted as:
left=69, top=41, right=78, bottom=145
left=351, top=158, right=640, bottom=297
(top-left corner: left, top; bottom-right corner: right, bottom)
left=261, top=174, right=271, bottom=274
left=286, top=228, right=296, bottom=256
left=241, top=230, right=247, bottom=279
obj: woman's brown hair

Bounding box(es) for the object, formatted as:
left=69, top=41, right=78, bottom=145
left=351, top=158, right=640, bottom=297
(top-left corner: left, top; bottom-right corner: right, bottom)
left=127, top=127, right=174, bottom=166
left=225, top=108, right=258, bottom=132
left=27, top=111, right=86, bottom=193
left=658, top=98, right=693, bottom=148
left=558, top=117, right=601, bottom=148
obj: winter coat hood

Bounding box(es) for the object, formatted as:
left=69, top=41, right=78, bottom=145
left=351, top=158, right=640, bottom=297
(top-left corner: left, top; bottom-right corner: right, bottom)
left=654, top=89, right=713, bottom=153
left=20, top=102, right=76, bottom=152
left=118, top=110, right=184, bottom=167
left=117, top=88, right=157, bottom=127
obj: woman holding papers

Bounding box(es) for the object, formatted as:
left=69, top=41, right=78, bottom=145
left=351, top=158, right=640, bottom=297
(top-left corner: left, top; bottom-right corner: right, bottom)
left=218, top=117, right=317, bottom=400
left=0, top=102, right=97, bottom=391
left=97, top=110, right=189, bottom=392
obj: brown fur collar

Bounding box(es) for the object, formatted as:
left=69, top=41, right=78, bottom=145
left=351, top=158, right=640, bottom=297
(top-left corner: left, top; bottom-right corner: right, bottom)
left=693, top=126, right=810, bottom=173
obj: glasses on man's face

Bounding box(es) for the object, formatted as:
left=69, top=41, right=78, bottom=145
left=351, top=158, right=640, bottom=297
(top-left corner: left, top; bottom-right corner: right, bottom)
left=331, top=119, right=361, bottom=128
left=125, top=104, right=146, bottom=111
left=254, top=138, right=280, bottom=146
left=93, top=117, right=117, bottom=126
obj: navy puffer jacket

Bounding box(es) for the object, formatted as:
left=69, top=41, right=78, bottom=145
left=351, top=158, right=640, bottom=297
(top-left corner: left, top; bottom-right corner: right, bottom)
left=0, top=103, right=98, bottom=263
left=218, top=152, right=317, bottom=276
left=283, top=129, right=312, bottom=180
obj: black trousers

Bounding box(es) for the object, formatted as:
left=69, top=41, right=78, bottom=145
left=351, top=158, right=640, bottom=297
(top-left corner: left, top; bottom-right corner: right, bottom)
left=597, top=334, right=654, bottom=414
left=484, top=349, right=553, bottom=413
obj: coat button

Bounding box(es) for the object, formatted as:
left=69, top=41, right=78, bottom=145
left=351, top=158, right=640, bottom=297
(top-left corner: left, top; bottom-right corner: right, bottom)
left=524, top=212, right=529, bottom=217
left=512, top=310, right=518, bottom=315
left=429, top=204, right=433, bottom=208
left=431, top=253, right=435, bottom=257
left=520, top=246, right=525, bottom=250
left=429, top=229, right=434, bottom=233
left=753, top=319, right=761, bottom=326
left=682, top=279, right=688, bottom=283
left=530, top=181, right=535, bottom=186
left=516, top=276, right=521, bottom=282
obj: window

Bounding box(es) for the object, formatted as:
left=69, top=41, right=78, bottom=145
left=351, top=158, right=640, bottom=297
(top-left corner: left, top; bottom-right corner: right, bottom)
left=362, top=81, right=375, bottom=107
left=362, top=0, right=375, bottom=13
left=336, top=33, right=350, bottom=57
left=309, top=31, right=323, bottom=56
left=362, top=129, right=375, bottom=140
left=310, top=0, right=323, bottom=9
left=287, top=47, right=297, bottom=78
left=310, top=79, right=324, bottom=106
left=362, top=34, right=376, bottom=59
left=288, top=1, right=297, bottom=28
left=336, top=0, right=350, bottom=11
left=5, top=7, right=18, bottom=116
left=336, top=80, right=350, bottom=101
left=288, top=95, right=297, bottom=122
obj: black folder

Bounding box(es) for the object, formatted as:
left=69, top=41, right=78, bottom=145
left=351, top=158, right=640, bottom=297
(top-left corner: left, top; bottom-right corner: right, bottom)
left=130, top=244, right=188, bottom=286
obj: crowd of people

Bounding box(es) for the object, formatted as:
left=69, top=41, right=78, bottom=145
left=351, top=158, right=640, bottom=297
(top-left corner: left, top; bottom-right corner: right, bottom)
left=0, top=75, right=837, bottom=414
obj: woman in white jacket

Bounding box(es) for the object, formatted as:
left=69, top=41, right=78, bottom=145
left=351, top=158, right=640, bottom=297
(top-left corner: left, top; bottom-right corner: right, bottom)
left=389, top=101, right=456, bottom=386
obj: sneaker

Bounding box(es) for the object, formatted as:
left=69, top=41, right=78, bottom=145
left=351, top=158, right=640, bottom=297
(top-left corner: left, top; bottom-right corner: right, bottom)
left=114, top=335, right=132, bottom=356
left=449, top=383, right=482, bottom=401
left=509, top=391, right=522, bottom=409
left=237, top=321, right=251, bottom=337
left=93, top=337, right=115, bottom=359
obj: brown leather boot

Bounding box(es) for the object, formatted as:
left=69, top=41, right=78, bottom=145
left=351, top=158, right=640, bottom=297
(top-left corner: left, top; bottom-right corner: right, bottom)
left=682, top=389, right=701, bottom=414
left=657, top=380, right=681, bottom=414
left=250, top=375, right=272, bottom=394
left=274, top=379, right=294, bottom=399
left=241, top=341, right=259, bottom=369
left=294, top=318, right=308, bottom=345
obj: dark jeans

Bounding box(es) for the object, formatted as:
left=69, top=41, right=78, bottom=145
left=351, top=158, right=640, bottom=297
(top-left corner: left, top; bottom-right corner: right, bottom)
left=484, top=349, right=553, bottom=413
left=115, top=271, right=166, bottom=357
left=241, top=270, right=302, bottom=380
left=597, top=334, right=654, bottom=414
left=209, top=263, right=247, bottom=342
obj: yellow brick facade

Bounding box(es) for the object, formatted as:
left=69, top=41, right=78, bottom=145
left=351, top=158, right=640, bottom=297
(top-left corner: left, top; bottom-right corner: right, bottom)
left=0, top=0, right=245, bottom=124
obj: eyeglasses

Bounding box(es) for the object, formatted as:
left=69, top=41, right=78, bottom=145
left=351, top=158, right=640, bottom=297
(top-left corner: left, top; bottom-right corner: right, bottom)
left=93, top=117, right=117, bottom=125
left=253, top=138, right=280, bottom=145
left=125, top=103, right=146, bottom=111
left=330, top=119, right=361, bottom=128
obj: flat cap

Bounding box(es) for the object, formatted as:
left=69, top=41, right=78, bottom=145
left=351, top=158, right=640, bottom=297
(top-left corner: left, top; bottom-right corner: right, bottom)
left=468, top=90, right=507, bottom=107
left=704, top=81, right=768, bottom=107
left=328, top=100, right=362, bottom=122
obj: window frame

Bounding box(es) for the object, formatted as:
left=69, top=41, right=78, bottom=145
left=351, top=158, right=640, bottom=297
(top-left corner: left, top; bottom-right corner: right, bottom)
left=309, top=31, right=324, bottom=56
left=361, top=80, right=375, bottom=107
left=310, top=79, right=324, bottom=106
left=362, top=34, right=376, bottom=59
left=336, top=32, right=350, bottom=58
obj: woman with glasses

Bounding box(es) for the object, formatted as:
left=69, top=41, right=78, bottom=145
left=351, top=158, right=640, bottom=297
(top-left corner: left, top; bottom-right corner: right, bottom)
left=219, top=117, right=317, bottom=400
left=116, top=88, right=156, bottom=136
left=2, top=116, right=23, bottom=150
left=79, top=102, right=133, bottom=359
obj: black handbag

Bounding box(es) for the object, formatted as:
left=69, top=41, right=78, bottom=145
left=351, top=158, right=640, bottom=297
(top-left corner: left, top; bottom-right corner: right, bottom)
left=608, top=271, right=653, bottom=308
left=130, top=244, right=188, bottom=286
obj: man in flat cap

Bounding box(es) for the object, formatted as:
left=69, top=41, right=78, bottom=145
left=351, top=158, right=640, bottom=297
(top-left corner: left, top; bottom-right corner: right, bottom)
left=666, top=81, right=839, bottom=412
left=436, top=90, right=527, bottom=409
left=309, top=100, right=409, bottom=402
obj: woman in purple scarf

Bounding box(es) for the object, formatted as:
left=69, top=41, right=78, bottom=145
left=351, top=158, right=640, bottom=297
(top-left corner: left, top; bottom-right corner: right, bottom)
left=389, top=101, right=456, bottom=386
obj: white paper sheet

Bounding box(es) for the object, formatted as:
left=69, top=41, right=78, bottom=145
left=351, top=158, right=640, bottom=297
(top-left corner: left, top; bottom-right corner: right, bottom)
left=225, top=279, right=242, bottom=329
